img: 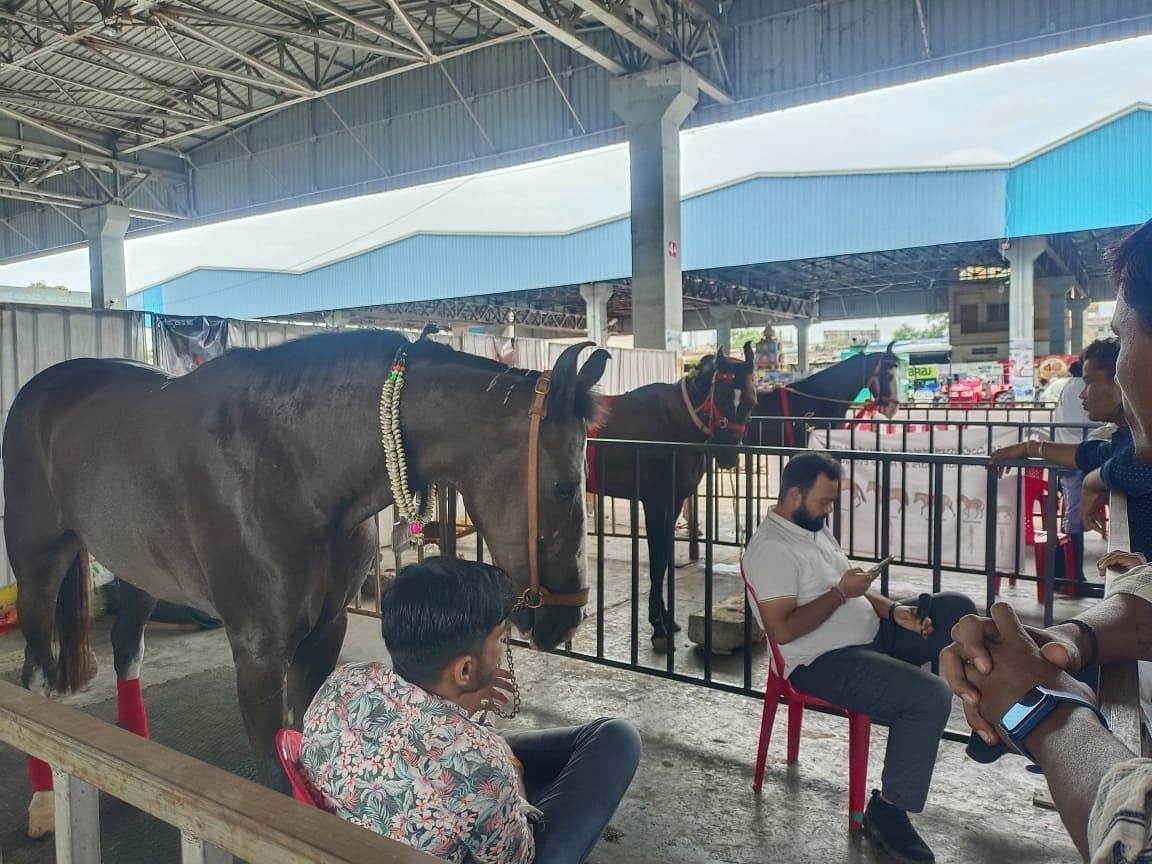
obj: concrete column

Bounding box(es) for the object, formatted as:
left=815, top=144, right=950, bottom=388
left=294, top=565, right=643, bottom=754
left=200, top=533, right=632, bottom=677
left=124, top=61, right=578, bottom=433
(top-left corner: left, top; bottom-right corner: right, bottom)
left=1005, top=237, right=1047, bottom=401
left=710, top=304, right=736, bottom=353
left=1038, top=277, right=1072, bottom=355
left=610, top=65, right=699, bottom=352
left=795, top=318, right=811, bottom=373
left=1069, top=297, right=1091, bottom=355
left=79, top=204, right=130, bottom=310
left=579, top=282, right=612, bottom=346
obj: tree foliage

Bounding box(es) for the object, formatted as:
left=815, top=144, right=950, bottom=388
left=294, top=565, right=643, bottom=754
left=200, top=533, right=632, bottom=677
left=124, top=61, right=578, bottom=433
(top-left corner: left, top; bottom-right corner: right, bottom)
left=891, top=313, right=948, bottom=341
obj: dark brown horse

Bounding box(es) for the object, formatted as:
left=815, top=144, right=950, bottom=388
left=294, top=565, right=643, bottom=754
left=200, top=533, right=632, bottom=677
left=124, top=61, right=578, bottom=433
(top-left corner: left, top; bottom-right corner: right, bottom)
left=750, top=347, right=902, bottom=447
left=3, top=329, right=608, bottom=834
left=588, top=344, right=756, bottom=651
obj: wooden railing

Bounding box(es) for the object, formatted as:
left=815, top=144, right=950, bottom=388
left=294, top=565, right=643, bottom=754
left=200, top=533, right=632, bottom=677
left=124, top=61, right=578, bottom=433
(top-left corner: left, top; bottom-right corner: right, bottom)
left=1098, top=491, right=1146, bottom=756
left=0, top=680, right=438, bottom=864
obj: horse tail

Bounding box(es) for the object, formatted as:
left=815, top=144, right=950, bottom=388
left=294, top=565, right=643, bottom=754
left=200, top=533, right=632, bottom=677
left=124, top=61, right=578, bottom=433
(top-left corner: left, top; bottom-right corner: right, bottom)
left=55, top=549, right=93, bottom=694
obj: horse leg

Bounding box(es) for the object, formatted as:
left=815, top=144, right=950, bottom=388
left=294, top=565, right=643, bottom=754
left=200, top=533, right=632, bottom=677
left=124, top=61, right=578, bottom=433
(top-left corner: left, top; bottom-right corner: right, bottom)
left=230, top=633, right=292, bottom=791
left=12, top=533, right=84, bottom=839
left=110, top=580, right=158, bottom=738
left=642, top=499, right=679, bottom=653
left=286, top=609, right=349, bottom=729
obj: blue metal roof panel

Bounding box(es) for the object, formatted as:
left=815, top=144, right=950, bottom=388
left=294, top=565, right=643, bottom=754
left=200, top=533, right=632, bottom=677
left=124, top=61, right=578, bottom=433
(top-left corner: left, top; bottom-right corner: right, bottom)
left=128, top=222, right=631, bottom=318
left=682, top=170, right=1007, bottom=269
left=1006, top=109, right=1152, bottom=237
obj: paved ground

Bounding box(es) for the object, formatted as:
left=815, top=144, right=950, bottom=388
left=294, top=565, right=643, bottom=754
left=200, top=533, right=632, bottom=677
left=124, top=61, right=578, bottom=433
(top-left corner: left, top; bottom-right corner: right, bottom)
left=0, top=528, right=1098, bottom=863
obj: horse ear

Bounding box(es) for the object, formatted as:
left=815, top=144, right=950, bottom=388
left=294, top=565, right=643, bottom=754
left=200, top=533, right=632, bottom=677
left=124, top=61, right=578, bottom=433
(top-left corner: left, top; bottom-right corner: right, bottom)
left=697, top=355, right=715, bottom=377
left=885, top=340, right=896, bottom=355
left=577, top=348, right=610, bottom=392
left=418, top=323, right=439, bottom=341
left=715, top=346, right=727, bottom=361
left=743, top=341, right=754, bottom=365
left=547, top=341, right=595, bottom=417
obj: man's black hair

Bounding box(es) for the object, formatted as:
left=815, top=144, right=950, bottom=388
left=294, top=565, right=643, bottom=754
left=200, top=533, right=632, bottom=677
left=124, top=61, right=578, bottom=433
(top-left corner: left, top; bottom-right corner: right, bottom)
left=1081, top=338, right=1120, bottom=379
left=1068, top=361, right=1082, bottom=378
left=380, top=556, right=514, bottom=689
left=780, top=451, right=842, bottom=496
left=1112, top=219, right=1152, bottom=331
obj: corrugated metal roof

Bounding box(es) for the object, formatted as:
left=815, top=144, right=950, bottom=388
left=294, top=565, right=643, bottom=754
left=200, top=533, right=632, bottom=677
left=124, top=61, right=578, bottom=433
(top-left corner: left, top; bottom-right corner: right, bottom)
left=128, top=106, right=1150, bottom=319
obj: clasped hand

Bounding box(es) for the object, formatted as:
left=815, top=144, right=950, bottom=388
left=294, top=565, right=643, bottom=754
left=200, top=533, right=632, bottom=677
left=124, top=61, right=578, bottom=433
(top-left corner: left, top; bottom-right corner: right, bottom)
left=892, top=604, right=933, bottom=639
left=940, top=603, right=1094, bottom=745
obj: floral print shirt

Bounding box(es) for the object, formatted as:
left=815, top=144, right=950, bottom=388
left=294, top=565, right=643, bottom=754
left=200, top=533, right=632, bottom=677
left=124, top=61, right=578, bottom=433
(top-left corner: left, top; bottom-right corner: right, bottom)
left=300, top=662, right=533, bottom=864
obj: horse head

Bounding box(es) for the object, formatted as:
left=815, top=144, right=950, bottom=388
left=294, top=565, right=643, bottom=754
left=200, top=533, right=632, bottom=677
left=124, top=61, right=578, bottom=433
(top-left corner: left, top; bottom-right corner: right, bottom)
left=464, top=342, right=610, bottom=651
left=868, top=342, right=902, bottom=419
left=700, top=342, right=757, bottom=468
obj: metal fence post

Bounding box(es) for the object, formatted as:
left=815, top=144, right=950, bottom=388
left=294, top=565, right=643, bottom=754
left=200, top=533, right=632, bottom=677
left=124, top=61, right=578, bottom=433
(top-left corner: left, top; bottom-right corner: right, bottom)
left=53, top=768, right=100, bottom=864
left=182, top=833, right=234, bottom=864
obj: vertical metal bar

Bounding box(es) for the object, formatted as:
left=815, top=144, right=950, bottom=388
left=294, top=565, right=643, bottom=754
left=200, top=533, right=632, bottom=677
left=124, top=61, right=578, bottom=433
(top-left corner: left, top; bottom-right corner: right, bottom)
left=688, top=492, right=700, bottom=562
left=667, top=448, right=677, bottom=673
left=985, top=465, right=999, bottom=614
left=630, top=450, right=641, bottom=667
left=880, top=459, right=892, bottom=597
left=1044, top=466, right=1057, bottom=627
left=595, top=444, right=606, bottom=660
left=744, top=444, right=754, bottom=546
left=703, top=450, right=714, bottom=681
left=932, top=462, right=944, bottom=595
left=444, top=487, right=458, bottom=558
left=53, top=769, right=100, bottom=864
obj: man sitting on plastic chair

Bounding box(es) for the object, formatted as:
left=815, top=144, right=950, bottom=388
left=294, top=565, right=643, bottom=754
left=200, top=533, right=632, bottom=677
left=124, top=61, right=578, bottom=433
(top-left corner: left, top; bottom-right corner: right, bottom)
left=743, top=451, right=976, bottom=864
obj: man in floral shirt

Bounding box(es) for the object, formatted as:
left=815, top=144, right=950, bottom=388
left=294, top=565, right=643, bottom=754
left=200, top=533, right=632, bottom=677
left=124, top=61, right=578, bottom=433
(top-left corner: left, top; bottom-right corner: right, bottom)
left=300, top=556, right=641, bottom=864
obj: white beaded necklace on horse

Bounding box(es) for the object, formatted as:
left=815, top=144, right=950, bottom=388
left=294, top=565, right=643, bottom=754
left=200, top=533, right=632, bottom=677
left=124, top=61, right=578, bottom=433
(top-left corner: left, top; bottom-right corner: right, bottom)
left=378, top=341, right=521, bottom=720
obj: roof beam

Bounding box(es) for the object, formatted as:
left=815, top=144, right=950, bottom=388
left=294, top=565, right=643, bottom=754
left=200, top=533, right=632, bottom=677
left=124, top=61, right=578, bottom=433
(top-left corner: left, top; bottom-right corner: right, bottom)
left=479, top=0, right=627, bottom=73
left=565, top=0, right=731, bottom=103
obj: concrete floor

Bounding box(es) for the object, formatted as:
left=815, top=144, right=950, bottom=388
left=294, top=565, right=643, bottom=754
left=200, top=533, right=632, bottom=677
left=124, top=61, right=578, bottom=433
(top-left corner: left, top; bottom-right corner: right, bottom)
left=0, top=536, right=1094, bottom=864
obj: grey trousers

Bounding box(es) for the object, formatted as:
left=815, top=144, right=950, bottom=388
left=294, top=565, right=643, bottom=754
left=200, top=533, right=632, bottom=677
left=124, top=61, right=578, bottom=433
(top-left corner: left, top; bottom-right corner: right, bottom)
left=503, top=717, right=641, bottom=864
left=788, top=591, right=977, bottom=813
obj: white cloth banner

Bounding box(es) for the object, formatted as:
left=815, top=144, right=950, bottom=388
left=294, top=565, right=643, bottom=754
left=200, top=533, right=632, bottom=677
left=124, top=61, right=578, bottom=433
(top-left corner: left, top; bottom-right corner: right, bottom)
left=811, top=426, right=1028, bottom=574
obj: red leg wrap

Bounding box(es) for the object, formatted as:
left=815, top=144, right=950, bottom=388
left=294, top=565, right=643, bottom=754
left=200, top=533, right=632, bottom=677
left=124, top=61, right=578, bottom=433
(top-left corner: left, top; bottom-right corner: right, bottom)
left=27, top=757, right=53, bottom=792
left=116, top=677, right=149, bottom=738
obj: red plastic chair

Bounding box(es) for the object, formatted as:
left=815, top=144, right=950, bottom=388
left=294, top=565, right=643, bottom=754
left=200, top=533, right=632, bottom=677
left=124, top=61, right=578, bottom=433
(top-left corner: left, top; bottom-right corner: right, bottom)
left=742, top=566, right=871, bottom=830
left=1022, top=471, right=1076, bottom=602
left=275, top=728, right=330, bottom=810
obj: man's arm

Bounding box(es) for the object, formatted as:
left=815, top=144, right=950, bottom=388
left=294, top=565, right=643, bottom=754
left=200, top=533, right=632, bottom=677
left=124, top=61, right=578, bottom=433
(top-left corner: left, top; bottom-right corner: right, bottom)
left=1024, top=704, right=1138, bottom=860
left=989, top=440, right=1080, bottom=469
left=757, top=567, right=875, bottom=645
left=865, top=592, right=897, bottom=620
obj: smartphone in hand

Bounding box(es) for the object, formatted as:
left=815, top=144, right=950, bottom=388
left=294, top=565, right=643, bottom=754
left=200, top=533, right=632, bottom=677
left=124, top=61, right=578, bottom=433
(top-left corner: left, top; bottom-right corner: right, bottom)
left=867, top=555, right=895, bottom=577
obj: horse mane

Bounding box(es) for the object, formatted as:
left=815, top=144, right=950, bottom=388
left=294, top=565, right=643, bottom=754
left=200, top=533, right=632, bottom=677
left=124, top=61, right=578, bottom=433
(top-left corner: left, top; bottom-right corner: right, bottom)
left=205, top=330, right=599, bottom=421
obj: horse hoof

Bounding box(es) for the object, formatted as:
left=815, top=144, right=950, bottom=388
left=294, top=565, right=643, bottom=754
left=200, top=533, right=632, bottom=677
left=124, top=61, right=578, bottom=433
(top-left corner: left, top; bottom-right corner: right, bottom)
left=28, top=790, right=54, bottom=839
left=671, top=620, right=682, bottom=633
left=651, top=636, right=675, bottom=654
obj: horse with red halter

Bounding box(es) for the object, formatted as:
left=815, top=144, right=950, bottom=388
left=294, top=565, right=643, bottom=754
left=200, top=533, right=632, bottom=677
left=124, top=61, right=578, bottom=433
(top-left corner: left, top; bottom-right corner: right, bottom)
left=750, top=345, right=903, bottom=447
left=3, top=329, right=608, bottom=836
left=587, top=343, right=757, bottom=652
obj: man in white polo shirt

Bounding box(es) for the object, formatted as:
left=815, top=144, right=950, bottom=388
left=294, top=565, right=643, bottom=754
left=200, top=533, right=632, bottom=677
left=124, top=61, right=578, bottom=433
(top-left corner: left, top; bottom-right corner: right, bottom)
left=743, top=451, right=976, bottom=864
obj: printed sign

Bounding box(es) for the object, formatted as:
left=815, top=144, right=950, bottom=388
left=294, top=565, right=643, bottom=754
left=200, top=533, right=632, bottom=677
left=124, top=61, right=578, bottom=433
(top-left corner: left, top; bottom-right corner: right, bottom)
left=811, top=427, right=1027, bottom=573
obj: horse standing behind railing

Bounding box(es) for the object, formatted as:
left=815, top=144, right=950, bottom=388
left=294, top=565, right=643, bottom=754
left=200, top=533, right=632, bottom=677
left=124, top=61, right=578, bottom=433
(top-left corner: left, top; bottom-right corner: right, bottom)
left=750, top=347, right=903, bottom=447
left=3, top=329, right=608, bottom=837
left=588, top=344, right=757, bottom=652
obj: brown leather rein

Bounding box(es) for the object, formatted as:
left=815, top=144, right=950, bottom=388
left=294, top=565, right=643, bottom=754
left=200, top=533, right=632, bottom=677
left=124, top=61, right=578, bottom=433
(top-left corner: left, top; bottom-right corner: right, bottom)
left=518, top=372, right=590, bottom=611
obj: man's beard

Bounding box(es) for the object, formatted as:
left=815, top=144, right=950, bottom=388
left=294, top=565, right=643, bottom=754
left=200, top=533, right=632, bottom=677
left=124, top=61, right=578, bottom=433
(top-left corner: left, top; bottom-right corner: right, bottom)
left=791, top=508, right=826, bottom=533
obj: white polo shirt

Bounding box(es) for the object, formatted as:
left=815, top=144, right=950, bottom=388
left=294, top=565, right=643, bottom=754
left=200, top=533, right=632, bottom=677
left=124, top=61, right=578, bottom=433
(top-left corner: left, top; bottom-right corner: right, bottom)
left=743, top=510, right=879, bottom=672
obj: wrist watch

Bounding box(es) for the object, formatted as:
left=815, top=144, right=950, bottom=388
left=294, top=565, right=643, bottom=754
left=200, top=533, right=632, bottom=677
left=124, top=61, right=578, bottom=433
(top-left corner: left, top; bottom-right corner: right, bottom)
left=998, top=685, right=1109, bottom=763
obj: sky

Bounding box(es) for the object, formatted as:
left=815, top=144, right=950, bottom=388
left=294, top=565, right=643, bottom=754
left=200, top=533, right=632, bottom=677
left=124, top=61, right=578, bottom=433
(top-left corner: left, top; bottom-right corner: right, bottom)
left=2, top=32, right=1150, bottom=340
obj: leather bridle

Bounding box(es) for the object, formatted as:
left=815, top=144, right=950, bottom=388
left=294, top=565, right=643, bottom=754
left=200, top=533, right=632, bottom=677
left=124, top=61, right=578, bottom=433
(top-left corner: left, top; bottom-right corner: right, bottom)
left=518, top=372, right=590, bottom=611
left=680, top=371, right=749, bottom=440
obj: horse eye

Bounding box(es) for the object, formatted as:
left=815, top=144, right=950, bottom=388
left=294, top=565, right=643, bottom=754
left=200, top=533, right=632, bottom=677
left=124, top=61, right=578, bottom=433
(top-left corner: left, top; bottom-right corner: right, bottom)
left=553, top=481, right=579, bottom=499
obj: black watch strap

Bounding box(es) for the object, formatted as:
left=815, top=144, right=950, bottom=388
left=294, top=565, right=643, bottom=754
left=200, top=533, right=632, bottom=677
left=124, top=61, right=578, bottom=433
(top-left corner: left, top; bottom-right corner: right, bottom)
left=1063, top=618, right=1099, bottom=668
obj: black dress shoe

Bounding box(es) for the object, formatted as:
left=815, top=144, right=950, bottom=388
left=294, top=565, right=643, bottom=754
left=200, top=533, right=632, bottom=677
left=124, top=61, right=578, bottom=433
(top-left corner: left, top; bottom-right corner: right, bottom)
left=862, top=790, right=935, bottom=864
